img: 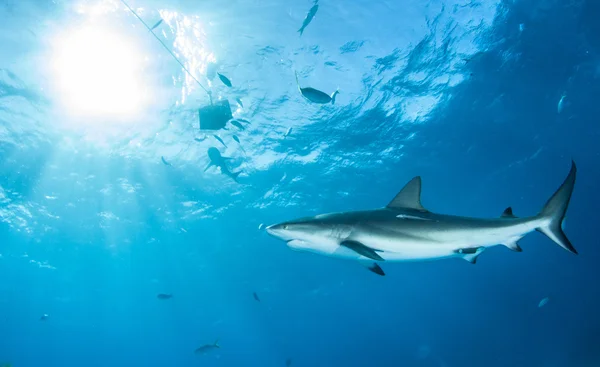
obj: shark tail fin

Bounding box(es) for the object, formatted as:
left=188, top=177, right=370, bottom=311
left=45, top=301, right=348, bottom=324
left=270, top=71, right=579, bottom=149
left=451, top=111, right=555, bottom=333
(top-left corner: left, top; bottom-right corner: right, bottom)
left=231, top=170, right=241, bottom=183
left=536, top=161, right=577, bottom=255
left=331, top=89, right=339, bottom=105
left=214, top=339, right=220, bottom=348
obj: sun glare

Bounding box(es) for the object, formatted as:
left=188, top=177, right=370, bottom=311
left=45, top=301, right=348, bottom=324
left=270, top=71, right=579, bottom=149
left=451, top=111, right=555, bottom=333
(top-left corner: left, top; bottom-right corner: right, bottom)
left=52, top=25, right=148, bottom=119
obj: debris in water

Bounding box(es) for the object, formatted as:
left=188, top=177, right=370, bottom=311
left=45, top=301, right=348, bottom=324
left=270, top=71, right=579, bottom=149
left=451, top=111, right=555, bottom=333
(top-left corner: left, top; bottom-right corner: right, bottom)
left=236, top=98, right=244, bottom=108
left=40, top=314, right=49, bottom=321
left=284, top=127, right=293, bottom=137
left=258, top=223, right=264, bottom=230
left=161, top=156, right=171, bottom=166
left=157, top=294, right=173, bottom=300
left=557, top=94, right=566, bottom=114
left=538, top=297, right=550, bottom=308
left=253, top=292, right=261, bottom=302
left=217, top=73, right=232, bottom=87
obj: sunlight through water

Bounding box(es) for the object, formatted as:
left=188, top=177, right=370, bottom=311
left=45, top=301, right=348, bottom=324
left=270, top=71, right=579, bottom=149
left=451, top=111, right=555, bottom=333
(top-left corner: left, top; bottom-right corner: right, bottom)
left=51, top=24, right=148, bottom=119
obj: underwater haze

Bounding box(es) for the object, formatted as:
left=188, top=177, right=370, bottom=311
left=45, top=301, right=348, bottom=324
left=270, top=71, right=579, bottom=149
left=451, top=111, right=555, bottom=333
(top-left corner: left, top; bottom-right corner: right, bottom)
left=1, top=0, right=600, bottom=366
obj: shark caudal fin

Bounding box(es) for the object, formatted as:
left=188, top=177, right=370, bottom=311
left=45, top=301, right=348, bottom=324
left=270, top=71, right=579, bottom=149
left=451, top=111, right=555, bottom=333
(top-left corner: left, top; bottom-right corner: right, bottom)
left=536, top=161, right=577, bottom=254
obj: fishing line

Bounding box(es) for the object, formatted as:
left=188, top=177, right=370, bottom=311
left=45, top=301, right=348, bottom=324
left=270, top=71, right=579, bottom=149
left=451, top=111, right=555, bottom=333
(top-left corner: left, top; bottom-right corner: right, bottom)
left=119, top=0, right=213, bottom=103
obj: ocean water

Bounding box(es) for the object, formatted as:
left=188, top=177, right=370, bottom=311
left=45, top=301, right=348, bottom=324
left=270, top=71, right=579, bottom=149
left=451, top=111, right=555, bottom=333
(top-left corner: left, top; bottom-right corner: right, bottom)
left=1, top=0, right=599, bottom=366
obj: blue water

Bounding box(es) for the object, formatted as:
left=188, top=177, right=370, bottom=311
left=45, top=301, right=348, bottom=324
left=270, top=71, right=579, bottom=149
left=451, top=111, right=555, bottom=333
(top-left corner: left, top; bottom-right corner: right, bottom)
left=1, top=0, right=599, bottom=366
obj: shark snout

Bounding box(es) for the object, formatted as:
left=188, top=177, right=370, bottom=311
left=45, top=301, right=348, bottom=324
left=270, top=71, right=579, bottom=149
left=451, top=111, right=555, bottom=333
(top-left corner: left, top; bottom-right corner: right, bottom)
left=265, top=223, right=282, bottom=236
left=265, top=223, right=291, bottom=240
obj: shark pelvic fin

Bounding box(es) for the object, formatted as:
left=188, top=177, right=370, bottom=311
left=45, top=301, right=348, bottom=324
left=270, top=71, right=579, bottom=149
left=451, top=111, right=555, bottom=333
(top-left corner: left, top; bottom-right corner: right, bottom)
left=455, top=247, right=484, bottom=264
left=340, top=240, right=384, bottom=261
left=501, top=207, right=517, bottom=218
left=387, top=176, right=428, bottom=212
left=503, top=239, right=523, bottom=252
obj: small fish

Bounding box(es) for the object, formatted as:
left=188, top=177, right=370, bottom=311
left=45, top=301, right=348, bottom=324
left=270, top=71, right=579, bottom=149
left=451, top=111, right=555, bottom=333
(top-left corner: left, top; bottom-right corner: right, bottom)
left=157, top=293, right=173, bottom=300
left=217, top=73, right=232, bottom=87
left=284, top=127, right=293, bottom=137
left=194, top=136, right=207, bottom=143
left=253, top=292, right=261, bottom=302
left=538, top=297, right=550, bottom=308
left=40, top=314, right=49, bottom=321
left=150, top=19, right=163, bottom=31
left=295, top=71, right=339, bottom=104
left=557, top=94, right=566, bottom=114
left=298, top=3, right=319, bottom=36
left=232, top=135, right=241, bottom=144
left=519, top=23, right=525, bottom=32
left=161, top=156, right=171, bottom=166
left=213, top=135, right=227, bottom=147
left=237, top=118, right=251, bottom=124
left=195, top=339, right=220, bottom=354
left=286, top=358, right=292, bottom=367
left=230, top=120, right=245, bottom=131
left=236, top=98, right=244, bottom=108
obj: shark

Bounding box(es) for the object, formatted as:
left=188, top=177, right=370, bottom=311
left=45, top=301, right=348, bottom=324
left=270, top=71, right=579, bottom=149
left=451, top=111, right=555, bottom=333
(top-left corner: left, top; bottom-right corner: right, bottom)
left=266, top=162, right=577, bottom=276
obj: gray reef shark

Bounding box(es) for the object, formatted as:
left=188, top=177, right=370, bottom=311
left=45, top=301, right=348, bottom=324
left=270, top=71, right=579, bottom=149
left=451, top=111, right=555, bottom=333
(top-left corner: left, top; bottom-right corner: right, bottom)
left=266, top=162, right=577, bottom=276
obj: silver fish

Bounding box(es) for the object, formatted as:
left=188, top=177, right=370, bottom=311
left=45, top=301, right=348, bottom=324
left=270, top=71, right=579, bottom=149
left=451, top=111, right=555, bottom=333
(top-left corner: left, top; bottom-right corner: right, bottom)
left=295, top=71, right=338, bottom=104
left=298, top=2, right=319, bottom=36
left=217, top=73, right=232, bottom=87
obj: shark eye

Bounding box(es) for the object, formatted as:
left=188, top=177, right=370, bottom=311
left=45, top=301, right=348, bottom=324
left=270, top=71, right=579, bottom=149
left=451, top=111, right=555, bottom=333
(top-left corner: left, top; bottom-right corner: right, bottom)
left=283, top=225, right=289, bottom=230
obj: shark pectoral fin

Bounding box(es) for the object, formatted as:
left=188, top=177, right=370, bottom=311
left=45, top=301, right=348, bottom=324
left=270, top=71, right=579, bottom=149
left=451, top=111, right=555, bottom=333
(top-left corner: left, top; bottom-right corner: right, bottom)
left=366, top=263, right=385, bottom=276
left=503, top=240, right=523, bottom=252
left=501, top=207, right=517, bottom=218
left=387, top=176, right=428, bottom=212
left=204, top=162, right=214, bottom=172
left=340, top=240, right=384, bottom=261
left=454, top=247, right=484, bottom=264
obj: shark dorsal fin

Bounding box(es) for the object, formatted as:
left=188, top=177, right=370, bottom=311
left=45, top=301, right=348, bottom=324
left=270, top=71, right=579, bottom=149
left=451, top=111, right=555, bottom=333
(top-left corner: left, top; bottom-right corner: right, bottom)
left=386, top=176, right=428, bottom=211
left=501, top=207, right=516, bottom=218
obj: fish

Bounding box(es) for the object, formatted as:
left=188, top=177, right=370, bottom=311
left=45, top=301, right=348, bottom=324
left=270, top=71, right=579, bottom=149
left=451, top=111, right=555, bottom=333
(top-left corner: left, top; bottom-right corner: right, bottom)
left=266, top=162, right=577, bottom=276
left=230, top=119, right=245, bottom=131
left=232, top=135, right=246, bottom=153
left=286, top=358, right=292, bottom=367
left=558, top=94, right=566, bottom=114
left=237, top=118, right=251, bottom=124
left=284, top=127, right=293, bottom=137
left=298, top=2, right=319, bottom=36
left=205, top=147, right=241, bottom=182
left=150, top=19, right=163, bottom=31
left=194, top=136, right=207, bottom=143
left=157, top=293, right=173, bottom=300
left=253, top=292, right=261, bottom=302
left=195, top=339, right=220, bottom=354
left=213, top=135, right=227, bottom=147
left=39, top=314, right=49, bottom=321
left=295, top=71, right=339, bottom=104
left=236, top=98, right=244, bottom=108
left=161, top=156, right=171, bottom=166
left=538, top=297, right=550, bottom=308
left=217, top=73, right=232, bottom=87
